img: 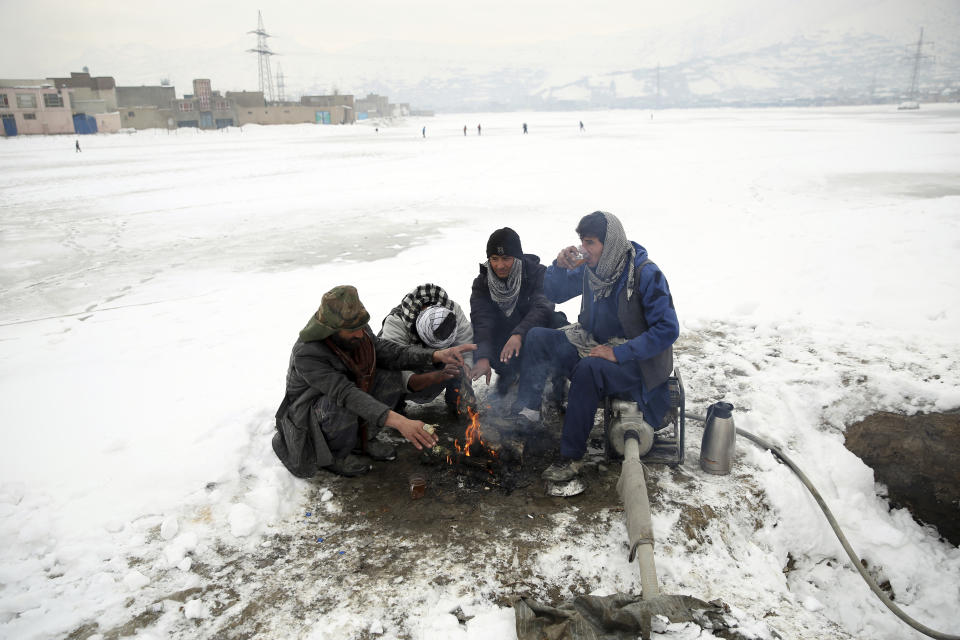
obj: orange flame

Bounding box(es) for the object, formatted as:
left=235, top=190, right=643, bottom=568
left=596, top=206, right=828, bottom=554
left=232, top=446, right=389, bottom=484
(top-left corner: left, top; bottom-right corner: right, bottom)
left=463, top=406, right=481, bottom=456
left=450, top=407, right=496, bottom=463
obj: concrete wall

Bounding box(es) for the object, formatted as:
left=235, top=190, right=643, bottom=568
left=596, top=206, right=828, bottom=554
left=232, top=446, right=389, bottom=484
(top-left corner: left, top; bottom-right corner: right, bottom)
left=119, top=105, right=175, bottom=130
left=50, top=74, right=118, bottom=112
left=300, top=95, right=355, bottom=123
left=226, top=91, right=265, bottom=108
left=356, top=93, right=390, bottom=117
left=72, top=97, right=108, bottom=115
left=0, top=79, right=50, bottom=87
left=0, top=86, right=75, bottom=135
left=95, top=112, right=121, bottom=133
left=117, top=86, right=176, bottom=108
left=236, top=104, right=352, bottom=126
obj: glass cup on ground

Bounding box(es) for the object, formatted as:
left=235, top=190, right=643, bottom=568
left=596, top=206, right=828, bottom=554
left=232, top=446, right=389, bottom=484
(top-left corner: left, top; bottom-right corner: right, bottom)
left=409, top=472, right=427, bottom=499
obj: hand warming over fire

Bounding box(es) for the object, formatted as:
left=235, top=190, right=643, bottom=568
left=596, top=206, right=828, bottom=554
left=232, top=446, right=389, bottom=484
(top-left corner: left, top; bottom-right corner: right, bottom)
left=470, top=358, right=492, bottom=384
left=385, top=411, right=438, bottom=450
left=432, top=343, right=477, bottom=367
left=499, top=334, right=522, bottom=363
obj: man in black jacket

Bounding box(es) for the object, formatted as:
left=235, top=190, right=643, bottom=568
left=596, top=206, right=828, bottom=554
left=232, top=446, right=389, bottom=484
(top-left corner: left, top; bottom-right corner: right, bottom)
left=469, top=228, right=556, bottom=395
left=273, top=285, right=475, bottom=478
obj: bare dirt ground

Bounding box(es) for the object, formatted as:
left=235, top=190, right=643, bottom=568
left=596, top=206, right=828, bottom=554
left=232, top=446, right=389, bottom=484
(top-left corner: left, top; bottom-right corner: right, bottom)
left=71, top=392, right=746, bottom=640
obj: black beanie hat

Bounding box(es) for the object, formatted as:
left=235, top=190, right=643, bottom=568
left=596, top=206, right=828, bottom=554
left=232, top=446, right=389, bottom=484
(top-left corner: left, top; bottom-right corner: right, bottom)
left=486, top=227, right=523, bottom=259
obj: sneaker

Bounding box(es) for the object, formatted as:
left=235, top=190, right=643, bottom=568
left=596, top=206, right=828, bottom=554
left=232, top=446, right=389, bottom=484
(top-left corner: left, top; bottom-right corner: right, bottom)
left=325, top=455, right=372, bottom=477
left=541, top=458, right=584, bottom=482
left=365, top=439, right=397, bottom=462
left=518, top=407, right=541, bottom=424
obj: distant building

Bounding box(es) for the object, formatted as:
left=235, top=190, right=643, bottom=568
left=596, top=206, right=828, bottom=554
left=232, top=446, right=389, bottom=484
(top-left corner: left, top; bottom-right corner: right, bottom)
left=39, top=71, right=121, bottom=133
left=225, top=91, right=265, bottom=109
left=0, top=80, right=75, bottom=136
left=117, top=85, right=177, bottom=129
left=355, top=93, right=390, bottom=119
left=118, top=79, right=236, bottom=130
left=299, top=94, right=355, bottom=123
left=228, top=91, right=355, bottom=126
left=117, top=85, right=177, bottom=109
left=49, top=71, right=118, bottom=112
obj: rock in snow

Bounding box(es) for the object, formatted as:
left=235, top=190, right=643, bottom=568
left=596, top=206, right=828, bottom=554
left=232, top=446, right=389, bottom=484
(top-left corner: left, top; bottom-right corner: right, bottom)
left=123, top=570, right=149, bottom=590
left=160, top=516, right=179, bottom=541
left=229, top=503, right=257, bottom=537
left=845, top=411, right=960, bottom=545
left=184, top=598, right=206, bottom=619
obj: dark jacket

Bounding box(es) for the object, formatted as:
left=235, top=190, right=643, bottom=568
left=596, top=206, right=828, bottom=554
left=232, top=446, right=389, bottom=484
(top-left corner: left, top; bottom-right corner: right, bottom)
left=544, top=242, right=678, bottom=403
left=469, top=254, right=555, bottom=363
left=274, top=325, right=434, bottom=477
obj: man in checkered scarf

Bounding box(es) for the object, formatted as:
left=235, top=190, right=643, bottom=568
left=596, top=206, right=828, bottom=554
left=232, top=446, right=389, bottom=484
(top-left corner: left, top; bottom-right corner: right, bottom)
left=379, top=283, right=474, bottom=412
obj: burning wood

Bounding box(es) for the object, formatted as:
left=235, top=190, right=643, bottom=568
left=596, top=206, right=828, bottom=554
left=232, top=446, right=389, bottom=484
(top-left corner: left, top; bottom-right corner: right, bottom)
left=421, top=407, right=525, bottom=491
left=453, top=368, right=479, bottom=416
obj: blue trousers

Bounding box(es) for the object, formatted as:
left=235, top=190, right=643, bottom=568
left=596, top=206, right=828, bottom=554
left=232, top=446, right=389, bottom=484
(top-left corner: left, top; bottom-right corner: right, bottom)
left=517, top=327, right=661, bottom=460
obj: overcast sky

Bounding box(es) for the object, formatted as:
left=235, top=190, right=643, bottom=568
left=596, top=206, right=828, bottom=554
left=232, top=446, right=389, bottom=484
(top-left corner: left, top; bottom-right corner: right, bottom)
left=1, top=0, right=953, bottom=98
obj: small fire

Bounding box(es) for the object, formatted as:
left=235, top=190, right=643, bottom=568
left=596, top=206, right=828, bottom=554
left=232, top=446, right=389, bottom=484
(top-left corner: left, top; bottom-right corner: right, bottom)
left=454, top=406, right=496, bottom=459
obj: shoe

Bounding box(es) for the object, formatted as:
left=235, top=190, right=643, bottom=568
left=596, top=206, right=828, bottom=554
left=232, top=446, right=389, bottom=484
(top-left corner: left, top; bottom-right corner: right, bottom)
left=365, top=439, right=397, bottom=462
left=325, top=455, right=372, bottom=477
left=541, top=458, right=584, bottom=482
left=517, top=407, right=541, bottom=424
left=541, top=401, right=563, bottom=426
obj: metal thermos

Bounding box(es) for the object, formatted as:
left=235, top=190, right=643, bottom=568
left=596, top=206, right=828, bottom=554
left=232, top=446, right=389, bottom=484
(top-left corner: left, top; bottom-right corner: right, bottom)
left=700, top=402, right=735, bottom=475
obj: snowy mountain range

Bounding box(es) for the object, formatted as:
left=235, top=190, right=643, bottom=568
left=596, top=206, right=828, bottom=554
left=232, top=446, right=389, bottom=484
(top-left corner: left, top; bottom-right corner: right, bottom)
left=342, top=28, right=960, bottom=111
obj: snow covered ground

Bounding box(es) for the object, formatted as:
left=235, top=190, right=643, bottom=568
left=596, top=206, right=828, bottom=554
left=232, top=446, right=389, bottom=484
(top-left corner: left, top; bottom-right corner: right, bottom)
left=1, top=105, right=959, bottom=639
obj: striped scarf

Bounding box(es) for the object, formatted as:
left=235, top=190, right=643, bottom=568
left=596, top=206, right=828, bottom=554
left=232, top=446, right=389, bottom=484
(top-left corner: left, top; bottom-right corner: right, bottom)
left=485, top=258, right=523, bottom=317
left=585, top=212, right=636, bottom=302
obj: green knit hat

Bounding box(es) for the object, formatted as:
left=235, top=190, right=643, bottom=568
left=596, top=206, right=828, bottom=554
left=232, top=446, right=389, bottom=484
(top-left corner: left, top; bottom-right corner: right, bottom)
left=299, top=285, right=371, bottom=342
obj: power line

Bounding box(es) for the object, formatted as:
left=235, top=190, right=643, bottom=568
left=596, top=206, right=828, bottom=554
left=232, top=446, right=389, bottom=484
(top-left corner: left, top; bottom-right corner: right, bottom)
left=247, top=10, right=276, bottom=103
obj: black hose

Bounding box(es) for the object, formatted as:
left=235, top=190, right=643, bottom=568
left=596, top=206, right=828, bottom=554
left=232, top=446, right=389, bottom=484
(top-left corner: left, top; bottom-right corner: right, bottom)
left=685, top=412, right=959, bottom=640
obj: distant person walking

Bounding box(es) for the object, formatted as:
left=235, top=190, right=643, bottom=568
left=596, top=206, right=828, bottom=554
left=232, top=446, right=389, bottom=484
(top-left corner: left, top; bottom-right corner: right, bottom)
left=75, top=139, right=81, bottom=152
left=579, top=121, right=585, bottom=132
left=422, top=126, right=426, bottom=138
left=522, top=123, right=528, bottom=134
left=477, top=124, right=482, bottom=136
left=463, top=125, right=467, bottom=136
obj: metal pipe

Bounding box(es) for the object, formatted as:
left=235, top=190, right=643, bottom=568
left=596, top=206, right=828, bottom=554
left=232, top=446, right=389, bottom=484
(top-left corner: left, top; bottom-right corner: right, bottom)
left=618, top=431, right=660, bottom=599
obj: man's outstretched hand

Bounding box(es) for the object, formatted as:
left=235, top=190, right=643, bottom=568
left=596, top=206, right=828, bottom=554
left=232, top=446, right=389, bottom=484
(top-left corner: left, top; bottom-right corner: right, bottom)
left=384, top=411, right=439, bottom=450
left=470, top=358, right=492, bottom=384
left=433, top=343, right=477, bottom=367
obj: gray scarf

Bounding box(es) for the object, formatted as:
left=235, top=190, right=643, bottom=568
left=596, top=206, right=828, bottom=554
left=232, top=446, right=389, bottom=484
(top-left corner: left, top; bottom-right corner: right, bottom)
left=585, top=212, right=636, bottom=302
left=485, top=258, right=523, bottom=317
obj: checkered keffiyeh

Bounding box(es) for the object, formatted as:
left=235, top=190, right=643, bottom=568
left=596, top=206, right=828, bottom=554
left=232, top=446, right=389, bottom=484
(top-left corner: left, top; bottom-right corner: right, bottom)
left=392, top=283, right=455, bottom=332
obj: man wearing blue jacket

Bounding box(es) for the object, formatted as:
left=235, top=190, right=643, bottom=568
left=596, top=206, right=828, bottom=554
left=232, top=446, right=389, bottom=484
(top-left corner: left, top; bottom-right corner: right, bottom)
left=513, top=211, right=679, bottom=482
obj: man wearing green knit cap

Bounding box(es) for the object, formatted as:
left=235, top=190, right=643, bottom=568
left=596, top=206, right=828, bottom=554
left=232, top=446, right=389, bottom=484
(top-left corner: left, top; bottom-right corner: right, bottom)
left=274, top=285, right=476, bottom=477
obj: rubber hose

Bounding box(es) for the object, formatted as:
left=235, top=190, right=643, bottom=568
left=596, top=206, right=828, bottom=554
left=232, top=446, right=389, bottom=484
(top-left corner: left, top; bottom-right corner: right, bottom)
left=685, top=409, right=958, bottom=640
